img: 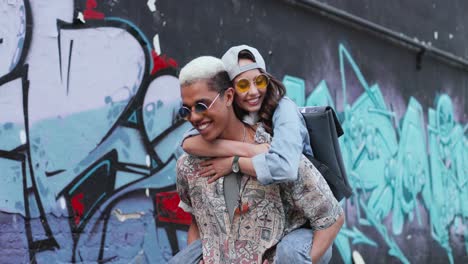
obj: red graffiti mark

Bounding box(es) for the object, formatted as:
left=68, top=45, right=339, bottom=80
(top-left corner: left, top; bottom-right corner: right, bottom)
left=84, top=0, right=105, bottom=20
left=151, top=50, right=178, bottom=75
left=71, top=193, right=85, bottom=226
left=155, top=191, right=191, bottom=225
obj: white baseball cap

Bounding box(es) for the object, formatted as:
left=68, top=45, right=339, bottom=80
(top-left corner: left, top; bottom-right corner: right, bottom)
left=221, top=45, right=266, bottom=80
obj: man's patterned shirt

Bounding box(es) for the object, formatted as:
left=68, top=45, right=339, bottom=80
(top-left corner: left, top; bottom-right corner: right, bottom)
left=176, top=126, right=343, bottom=263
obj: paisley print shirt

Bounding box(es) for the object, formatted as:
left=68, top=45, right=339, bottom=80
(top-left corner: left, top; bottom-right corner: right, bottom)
left=176, top=125, right=343, bottom=263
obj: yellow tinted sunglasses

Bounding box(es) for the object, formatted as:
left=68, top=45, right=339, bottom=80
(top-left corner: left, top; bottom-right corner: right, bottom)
left=235, top=73, right=269, bottom=93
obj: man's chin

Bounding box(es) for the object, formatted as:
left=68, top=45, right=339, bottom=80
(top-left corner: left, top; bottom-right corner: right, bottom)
left=199, top=129, right=218, bottom=142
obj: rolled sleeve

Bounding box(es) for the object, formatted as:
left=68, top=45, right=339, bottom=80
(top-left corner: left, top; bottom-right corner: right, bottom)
left=310, top=199, right=343, bottom=231
left=252, top=153, right=273, bottom=185
left=301, top=158, right=343, bottom=230
left=252, top=98, right=306, bottom=184
left=180, top=127, right=200, bottom=147
left=176, top=127, right=200, bottom=158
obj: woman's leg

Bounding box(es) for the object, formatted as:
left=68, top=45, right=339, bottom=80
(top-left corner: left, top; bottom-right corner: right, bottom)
left=275, top=228, right=332, bottom=264
left=167, top=239, right=203, bottom=264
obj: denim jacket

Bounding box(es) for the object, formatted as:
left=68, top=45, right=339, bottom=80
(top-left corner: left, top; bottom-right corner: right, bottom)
left=252, top=97, right=313, bottom=185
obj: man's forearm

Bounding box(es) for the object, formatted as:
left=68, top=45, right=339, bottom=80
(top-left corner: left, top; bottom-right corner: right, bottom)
left=310, top=213, right=345, bottom=262
left=187, top=218, right=200, bottom=244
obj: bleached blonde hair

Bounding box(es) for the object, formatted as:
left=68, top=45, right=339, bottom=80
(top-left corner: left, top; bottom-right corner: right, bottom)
left=179, top=56, right=226, bottom=86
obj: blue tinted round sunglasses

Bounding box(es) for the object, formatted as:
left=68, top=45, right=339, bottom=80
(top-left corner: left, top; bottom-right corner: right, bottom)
left=178, top=93, right=220, bottom=120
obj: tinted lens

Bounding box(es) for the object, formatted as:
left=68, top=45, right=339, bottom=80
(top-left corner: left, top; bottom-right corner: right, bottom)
left=178, top=107, right=191, bottom=119
left=255, top=74, right=269, bottom=89
left=235, top=79, right=251, bottom=93
left=194, top=102, right=209, bottom=113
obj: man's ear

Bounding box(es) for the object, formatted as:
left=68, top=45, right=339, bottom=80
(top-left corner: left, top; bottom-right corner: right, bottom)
left=224, top=87, right=235, bottom=107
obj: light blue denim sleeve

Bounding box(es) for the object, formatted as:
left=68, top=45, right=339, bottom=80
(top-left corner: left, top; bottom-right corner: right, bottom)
left=252, top=97, right=311, bottom=185
left=175, top=127, right=199, bottom=158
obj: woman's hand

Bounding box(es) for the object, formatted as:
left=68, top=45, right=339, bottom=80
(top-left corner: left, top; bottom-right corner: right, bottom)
left=200, top=157, right=234, bottom=184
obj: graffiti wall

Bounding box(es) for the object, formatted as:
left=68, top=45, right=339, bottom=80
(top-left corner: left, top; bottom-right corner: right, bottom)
left=0, top=0, right=466, bottom=263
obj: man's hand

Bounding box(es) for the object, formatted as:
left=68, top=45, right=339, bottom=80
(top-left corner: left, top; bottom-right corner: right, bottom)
left=200, top=157, right=234, bottom=183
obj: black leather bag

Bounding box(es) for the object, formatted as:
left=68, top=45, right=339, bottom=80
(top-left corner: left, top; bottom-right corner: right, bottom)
left=300, top=106, right=353, bottom=201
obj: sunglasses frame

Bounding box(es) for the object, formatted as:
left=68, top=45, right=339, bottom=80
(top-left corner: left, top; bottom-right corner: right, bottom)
left=234, top=73, right=270, bottom=93
left=179, top=93, right=220, bottom=120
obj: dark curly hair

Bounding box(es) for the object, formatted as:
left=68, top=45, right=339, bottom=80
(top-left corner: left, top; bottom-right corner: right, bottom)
left=232, top=51, right=285, bottom=135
